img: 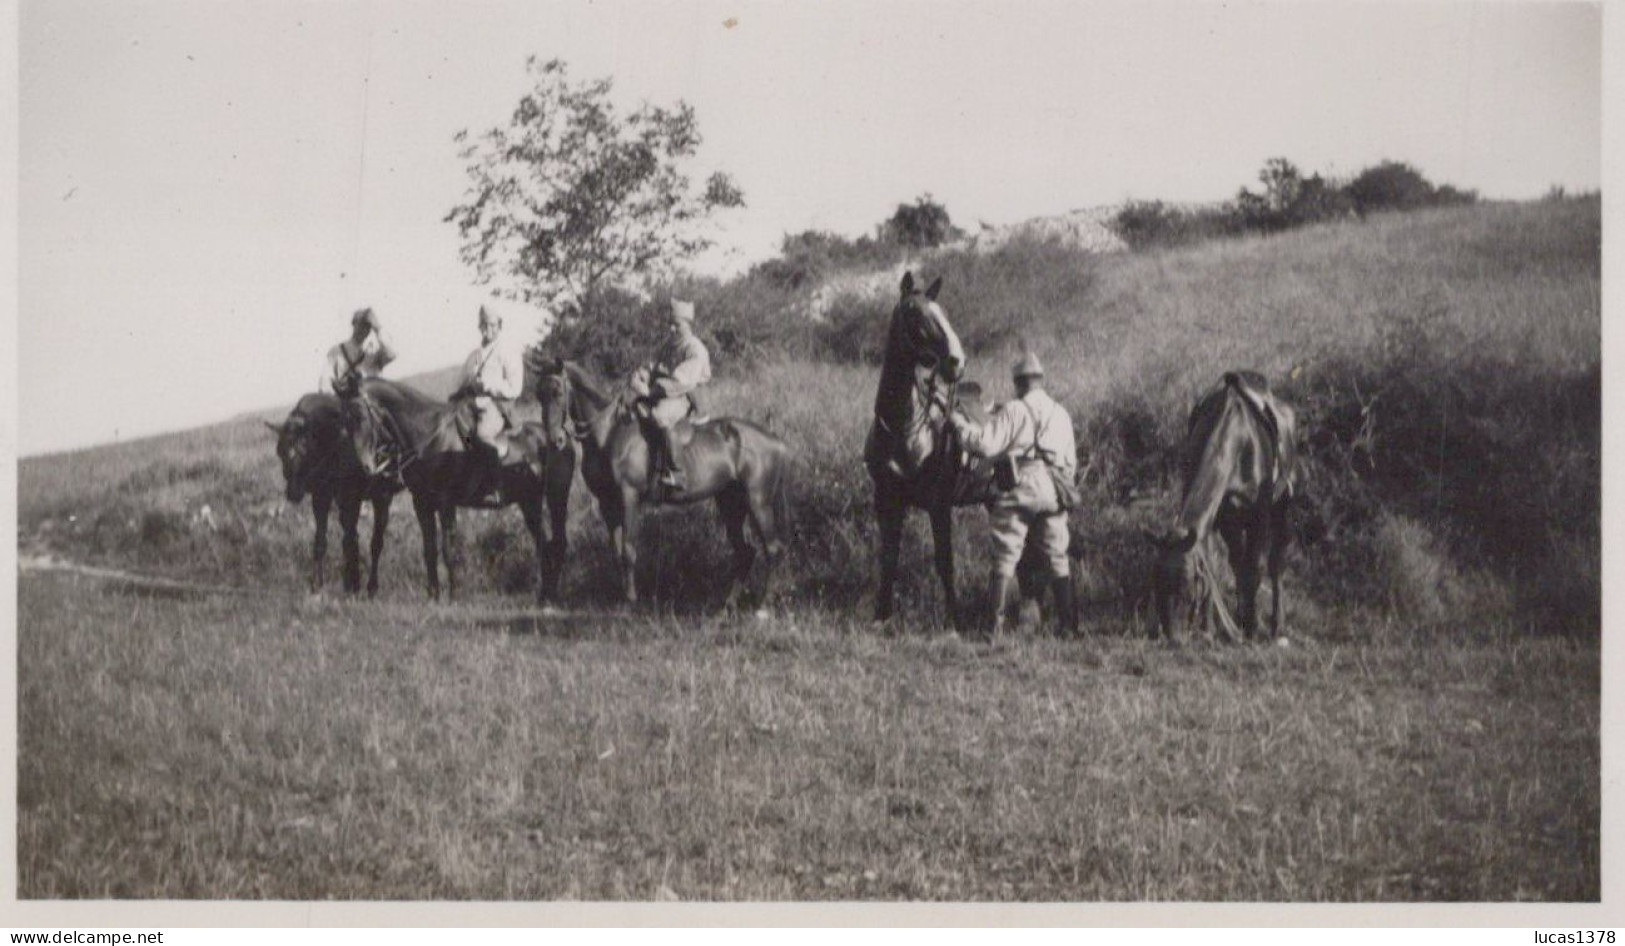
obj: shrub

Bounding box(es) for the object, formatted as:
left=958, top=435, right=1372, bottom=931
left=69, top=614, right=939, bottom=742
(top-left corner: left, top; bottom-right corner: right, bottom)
left=1345, top=160, right=1476, bottom=216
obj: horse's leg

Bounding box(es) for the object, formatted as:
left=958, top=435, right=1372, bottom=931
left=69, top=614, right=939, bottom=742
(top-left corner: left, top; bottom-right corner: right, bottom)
left=744, top=477, right=786, bottom=610
left=1268, top=500, right=1289, bottom=638
left=545, top=476, right=569, bottom=604
left=874, top=491, right=903, bottom=623
left=413, top=494, right=441, bottom=601
left=338, top=495, right=362, bottom=594
left=619, top=489, right=641, bottom=605
left=717, top=484, right=755, bottom=612
left=366, top=493, right=391, bottom=598
left=521, top=498, right=549, bottom=605
left=929, top=504, right=959, bottom=630
left=310, top=491, right=332, bottom=593
left=440, top=505, right=460, bottom=602
left=1236, top=512, right=1267, bottom=641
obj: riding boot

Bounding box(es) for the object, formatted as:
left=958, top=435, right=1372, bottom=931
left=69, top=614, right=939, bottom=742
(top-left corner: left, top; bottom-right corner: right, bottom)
left=654, top=426, right=684, bottom=494
left=989, top=573, right=1017, bottom=638
left=475, top=439, right=505, bottom=504
left=1052, top=575, right=1080, bottom=638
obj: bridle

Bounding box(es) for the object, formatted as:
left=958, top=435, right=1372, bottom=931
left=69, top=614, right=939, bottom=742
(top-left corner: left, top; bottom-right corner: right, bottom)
left=873, top=300, right=961, bottom=446
left=344, top=391, right=429, bottom=479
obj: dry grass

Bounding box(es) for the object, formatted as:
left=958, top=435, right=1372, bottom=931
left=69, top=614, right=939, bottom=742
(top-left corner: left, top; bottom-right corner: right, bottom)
left=18, top=572, right=1598, bottom=900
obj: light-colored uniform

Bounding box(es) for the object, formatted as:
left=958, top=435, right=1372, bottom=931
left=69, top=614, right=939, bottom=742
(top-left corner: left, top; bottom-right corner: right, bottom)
left=459, top=337, right=526, bottom=453
left=958, top=387, right=1077, bottom=578
left=643, top=333, right=712, bottom=427
left=320, top=336, right=395, bottom=394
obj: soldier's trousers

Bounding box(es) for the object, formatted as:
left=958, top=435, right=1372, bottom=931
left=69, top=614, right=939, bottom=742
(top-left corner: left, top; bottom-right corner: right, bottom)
left=990, top=507, right=1070, bottom=578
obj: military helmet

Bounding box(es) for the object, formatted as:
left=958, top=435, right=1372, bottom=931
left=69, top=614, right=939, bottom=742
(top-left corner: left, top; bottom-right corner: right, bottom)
left=1012, top=351, right=1045, bottom=380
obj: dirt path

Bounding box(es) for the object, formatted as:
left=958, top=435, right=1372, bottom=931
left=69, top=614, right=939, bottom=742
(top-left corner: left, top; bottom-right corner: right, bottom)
left=17, top=551, right=653, bottom=622
left=18, top=552, right=269, bottom=597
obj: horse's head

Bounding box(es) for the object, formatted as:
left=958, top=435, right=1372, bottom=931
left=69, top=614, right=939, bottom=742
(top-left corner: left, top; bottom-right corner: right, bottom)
left=266, top=413, right=315, bottom=503
left=1146, top=526, right=1240, bottom=640
left=891, top=271, right=964, bottom=383
left=531, top=358, right=576, bottom=451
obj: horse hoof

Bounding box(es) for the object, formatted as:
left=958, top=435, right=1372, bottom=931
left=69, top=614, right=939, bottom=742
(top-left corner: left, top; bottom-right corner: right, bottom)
left=753, top=608, right=770, bottom=622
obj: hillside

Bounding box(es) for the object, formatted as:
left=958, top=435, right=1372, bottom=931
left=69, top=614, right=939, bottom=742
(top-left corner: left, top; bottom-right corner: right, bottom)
left=19, top=196, right=1601, bottom=633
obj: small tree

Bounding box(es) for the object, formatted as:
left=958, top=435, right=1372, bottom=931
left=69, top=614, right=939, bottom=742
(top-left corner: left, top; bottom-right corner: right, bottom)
left=881, top=194, right=964, bottom=249
left=1344, top=160, right=1438, bottom=216
left=445, top=57, right=745, bottom=326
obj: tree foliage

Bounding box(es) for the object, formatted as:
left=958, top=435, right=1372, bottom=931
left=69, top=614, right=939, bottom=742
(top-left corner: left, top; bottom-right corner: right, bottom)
left=445, top=57, right=745, bottom=321
left=881, top=193, right=964, bottom=248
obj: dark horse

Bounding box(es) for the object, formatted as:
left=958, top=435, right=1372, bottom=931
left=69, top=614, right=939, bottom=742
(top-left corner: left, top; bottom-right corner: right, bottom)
left=339, top=377, right=575, bottom=603
left=532, top=358, right=792, bottom=610
left=864, top=272, right=998, bottom=626
left=267, top=393, right=401, bottom=595
left=1149, top=370, right=1299, bottom=642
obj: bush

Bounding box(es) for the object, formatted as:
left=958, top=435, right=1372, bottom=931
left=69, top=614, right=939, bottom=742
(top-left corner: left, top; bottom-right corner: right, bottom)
left=1345, top=160, right=1476, bottom=216
left=1111, top=201, right=1243, bottom=251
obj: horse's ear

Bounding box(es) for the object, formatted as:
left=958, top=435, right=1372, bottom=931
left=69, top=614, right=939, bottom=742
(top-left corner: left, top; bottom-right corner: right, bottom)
left=263, top=420, right=283, bottom=437
left=900, top=271, right=916, bottom=296
left=925, top=276, right=943, bottom=300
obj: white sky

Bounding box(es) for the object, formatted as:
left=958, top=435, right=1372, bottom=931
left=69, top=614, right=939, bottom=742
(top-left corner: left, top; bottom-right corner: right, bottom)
left=16, top=0, right=1604, bottom=455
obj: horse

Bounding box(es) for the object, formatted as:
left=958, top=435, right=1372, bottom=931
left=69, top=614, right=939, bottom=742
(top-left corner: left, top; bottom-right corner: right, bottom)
left=531, top=357, right=792, bottom=611
left=863, top=271, right=1001, bottom=627
left=1148, top=370, right=1299, bottom=642
left=338, top=377, right=575, bottom=604
left=267, top=393, right=401, bottom=595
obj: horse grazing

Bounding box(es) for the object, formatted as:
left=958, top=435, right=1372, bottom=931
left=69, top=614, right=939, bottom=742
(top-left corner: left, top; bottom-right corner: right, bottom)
left=339, top=377, right=575, bottom=603
left=267, top=393, right=401, bottom=595
left=1149, top=371, right=1299, bottom=642
left=864, top=271, right=1000, bottom=627
left=532, top=358, right=791, bottom=610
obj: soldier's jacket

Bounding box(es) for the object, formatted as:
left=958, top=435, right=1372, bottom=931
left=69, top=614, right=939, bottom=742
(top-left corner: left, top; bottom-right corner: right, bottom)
left=641, top=333, right=712, bottom=427
left=321, top=336, right=394, bottom=394
left=957, top=387, right=1077, bottom=513
left=649, top=333, right=711, bottom=398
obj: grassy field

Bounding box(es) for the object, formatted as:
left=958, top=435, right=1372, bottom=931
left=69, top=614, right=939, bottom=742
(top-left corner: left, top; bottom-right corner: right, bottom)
left=16, top=197, right=1601, bottom=900
left=18, top=571, right=1598, bottom=900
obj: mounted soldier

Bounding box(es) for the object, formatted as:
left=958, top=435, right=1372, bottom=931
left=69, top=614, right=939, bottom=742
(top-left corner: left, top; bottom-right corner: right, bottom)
left=631, top=298, right=712, bottom=495
left=949, top=351, right=1081, bottom=637
left=321, top=307, right=396, bottom=396
left=454, top=303, right=527, bottom=503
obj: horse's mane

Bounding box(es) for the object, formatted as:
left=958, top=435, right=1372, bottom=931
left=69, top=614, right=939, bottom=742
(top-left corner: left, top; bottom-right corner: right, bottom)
left=291, top=392, right=340, bottom=423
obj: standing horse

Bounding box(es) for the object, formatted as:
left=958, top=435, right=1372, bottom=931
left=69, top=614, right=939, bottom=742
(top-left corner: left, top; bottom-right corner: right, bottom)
left=339, top=378, right=575, bottom=603
left=1149, top=370, right=1299, bottom=642
left=864, top=272, right=996, bottom=627
left=267, top=393, right=400, bottom=595
left=532, top=358, right=791, bottom=610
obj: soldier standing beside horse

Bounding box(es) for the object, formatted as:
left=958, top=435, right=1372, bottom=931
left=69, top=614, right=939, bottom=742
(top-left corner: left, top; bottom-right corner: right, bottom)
left=950, top=352, right=1081, bottom=637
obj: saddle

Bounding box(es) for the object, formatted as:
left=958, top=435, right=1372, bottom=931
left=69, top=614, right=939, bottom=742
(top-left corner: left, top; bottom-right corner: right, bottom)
left=634, top=393, right=707, bottom=450
left=450, top=396, right=531, bottom=467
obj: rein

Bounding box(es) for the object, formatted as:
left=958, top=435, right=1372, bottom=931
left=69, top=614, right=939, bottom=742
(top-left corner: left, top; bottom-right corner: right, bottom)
left=873, top=363, right=957, bottom=446
left=351, top=392, right=457, bottom=479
